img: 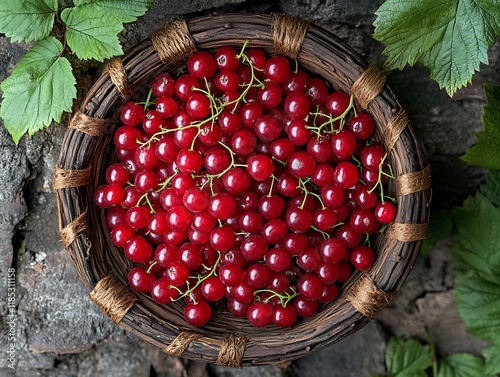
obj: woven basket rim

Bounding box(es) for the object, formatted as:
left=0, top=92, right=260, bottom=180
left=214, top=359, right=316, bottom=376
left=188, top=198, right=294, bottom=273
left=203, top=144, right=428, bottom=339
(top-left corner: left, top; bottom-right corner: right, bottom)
left=55, top=12, right=431, bottom=367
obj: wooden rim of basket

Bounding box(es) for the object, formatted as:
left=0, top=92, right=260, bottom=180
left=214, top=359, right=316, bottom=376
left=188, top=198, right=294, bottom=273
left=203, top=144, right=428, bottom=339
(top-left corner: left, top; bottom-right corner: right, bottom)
left=54, top=13, right=431, bottom=367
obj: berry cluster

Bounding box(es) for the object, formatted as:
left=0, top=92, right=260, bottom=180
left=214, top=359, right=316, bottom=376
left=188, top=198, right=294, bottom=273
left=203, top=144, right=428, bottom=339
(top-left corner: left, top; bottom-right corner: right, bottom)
left=94, top=42, right=396, bottom=328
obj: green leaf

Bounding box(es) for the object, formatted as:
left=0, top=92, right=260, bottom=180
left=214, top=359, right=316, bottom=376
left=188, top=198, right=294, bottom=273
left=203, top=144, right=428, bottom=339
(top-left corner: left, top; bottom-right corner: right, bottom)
left=0, top=0, right=57, bottom=42
left=385, top=337, right=432, bottom=377
left=420, top=208, right=453, bottom=257
left=438, top=353, right=486, bottom=377
left=455, top=271, right=500, bottom=344
left=0, top=37, right=76, bottom=143
left=61, top=6, right=123, bottom=61
left=373, top=0, right=500, bottom=96
left=451, top=193, right=500, bottom=284
left=483, top=343, right=500, bottom=376
left=73, top=0, right=153, bottom=23
left=479, top=169, right=500, bottom=207
left=461, top=85, right=500, bottom=169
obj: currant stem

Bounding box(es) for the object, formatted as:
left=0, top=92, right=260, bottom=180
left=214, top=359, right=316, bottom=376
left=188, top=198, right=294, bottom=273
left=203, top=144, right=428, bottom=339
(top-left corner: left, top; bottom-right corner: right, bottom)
left=170, top=251, right=222, bottom=302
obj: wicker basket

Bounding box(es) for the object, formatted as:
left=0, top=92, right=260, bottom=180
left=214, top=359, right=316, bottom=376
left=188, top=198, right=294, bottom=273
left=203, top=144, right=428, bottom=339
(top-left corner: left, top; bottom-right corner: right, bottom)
left=54, top=13, right=431, bottom=367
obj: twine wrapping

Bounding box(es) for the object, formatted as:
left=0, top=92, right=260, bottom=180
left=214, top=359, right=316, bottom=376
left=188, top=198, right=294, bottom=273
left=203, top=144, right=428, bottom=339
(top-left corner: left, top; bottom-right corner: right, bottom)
left=216, top=334, right=248, bottom=367
left=53, top=166, right=92, bottom=190
left=271, top=13, right=310, bottom=59
left=150, top=19, right=197, bottom=64
left=59, top=208, right=88, bottom=249
left=385, top=222, right=429, bottom=242
left=384, top=109, right=409, bottom=151
left=396, top=165, right=432, bottom=196
left=89, top=275, right=137, bottom=323
left=106, top=57, right=131, bottom=99
left=351, top=64, right=386, bottom=110
left=164, top=331, right=201, bottom=357
left=68, top=111, right=114, bottom=137
left=346, top=274, right=396, bottom=319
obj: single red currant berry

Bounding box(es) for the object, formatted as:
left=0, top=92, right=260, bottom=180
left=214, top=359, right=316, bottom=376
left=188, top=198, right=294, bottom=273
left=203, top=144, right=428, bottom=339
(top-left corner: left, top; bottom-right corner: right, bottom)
left=325, top=91, right=350, bottom=117
left=124, top=235, right=153, bottom=263
left=175, top=74, right=201, bottom=101
left=240, top=234, right=269, bottom=260
left=150, top=277, right=179, bottom=304
left=155, top=96, right=179, bottom=118
left=360, top=143, right=387, bottom=171
left=210, top=225, right=236, bottom=251
left=184, top=301, right=212, bottom=326
left=128, top=267, right=156, bottom=293
left=114, top=126, right=141, bottom=150
left=265, top=247, right=292, bottom=272
left=247, top=301, right=273, bottom=327
left=152, top=72, right=176, bottom=97
left=167, top=205, right=192, bottom=232
left=176, top=149, right=203, bottom=174
left=186, top=92, right=211, bottom=119
left=209, top=192, right=236, bottom=220
left=247, top=154, right=275, bottom=181
left=319, top=283, right=339, bottom=303
left=231, top=128, right=257, bottom=156
left=320, top=237, right=346, bottom=264
left=333, top=161, right=359, bottom=189
left=349, top=113, right=375, bottom=140
left=165, top=261, right=190, bottom=287
left=336, top=223, right=362, bottom=249
left=257, top=82, right=282, bottom=109
left=201, top=276, right=225, bottom=301
left=350, top=245, right=376, bottom=270
left=283, top=69, right=309, bottom=95
left=187, top=51, right=217, bottom=79
left=286, top=206, right=313, bottom=233
left=293, top=295, right=319, bottom=317
left=215, top=46, right=240, bottom=71
left=265, top=56, right=291, bottom=84
left=331, top=130, right=357, bottom=159
left=254, top=114, right=282, bottom=142
left=288, top=151, right=316, bottom=179
left=375, top=202, right=397, bottom=224
left=272, top=304, right=297, bottom=328
left=219, top=264, right=244, bottom=286
left=350, top=208, right=377, bottom=234
left=120, top=101, right=144, bottom=126
left=305, top=78, right=329, bottom=105
left=284, top=92, right=310, bottom=120
left=240, top=102, right=264, bottom=128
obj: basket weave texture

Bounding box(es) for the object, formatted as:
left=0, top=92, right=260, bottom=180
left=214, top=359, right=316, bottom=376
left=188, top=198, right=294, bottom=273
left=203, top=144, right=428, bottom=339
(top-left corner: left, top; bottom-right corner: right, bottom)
left=55, top=13, right=431, bottom=367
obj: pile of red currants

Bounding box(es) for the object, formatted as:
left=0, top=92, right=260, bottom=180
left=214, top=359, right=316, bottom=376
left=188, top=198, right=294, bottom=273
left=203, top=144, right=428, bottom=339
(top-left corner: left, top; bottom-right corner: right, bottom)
left=94, top=42, right=397, bottom=328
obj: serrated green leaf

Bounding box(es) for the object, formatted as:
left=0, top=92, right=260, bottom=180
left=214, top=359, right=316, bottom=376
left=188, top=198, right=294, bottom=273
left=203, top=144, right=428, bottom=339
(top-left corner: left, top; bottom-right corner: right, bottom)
left=451, top=194, right=500, bottom=283
left=462, top=85, right=500, bottom=169
left=455, top=271, right=500, bottom=344
left=421, top=208, right=453, bottom=257
left=373, top=0, right=500, bottom=96
left=482, top=343, right=500, bottom=376
left=61, top=6, right=123, bottom=61
left=0, top=0, right=57, bottom=42
left=0, top=36, right=76, bottom=143
left=73, top=0, right=153, bottom=23
left=438, top=353, right=486, bottom=377
left=385, top=337, right=432, bottom=377
left=479, top=170, right=500, bottom=207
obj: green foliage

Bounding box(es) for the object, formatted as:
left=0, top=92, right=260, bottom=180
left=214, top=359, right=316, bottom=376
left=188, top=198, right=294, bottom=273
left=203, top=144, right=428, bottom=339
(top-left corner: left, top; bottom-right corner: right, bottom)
left=0, top=37, right=76, bottom=143
left=437, top=354, right=485, bottom=377
left=373, top=0, right=500, bottom=96
left=420, top=208, right=453, bottom=257
left=384, top=337, right=433, bottom=377
left=450, top=176, right=500, bottom=376
left=451, top=193, right=500, bottom=284
left=0, top=0, right=57, bottom=42
left=461, top=85, right=500, bottom=169
left=61, top=7, right=123, bottom=61
left=0, top=0, right=153, bottom=143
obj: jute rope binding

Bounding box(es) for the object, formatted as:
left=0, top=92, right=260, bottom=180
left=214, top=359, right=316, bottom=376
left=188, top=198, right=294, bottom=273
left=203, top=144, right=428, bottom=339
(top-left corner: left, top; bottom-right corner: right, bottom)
left=346, top=274, right=396, bottom=319
left=53, top=166, right=92, bottom=190
left=271, top=13, right=310, bottom=59
left=351, top=64, right=386, bottom=110
left=384, top=109, right=409, bottom=151
left=150, top=19, right=197, bottom=64
left=89, top=275, right=137, bottom=323
left=385, top=222, right=428, bottom=242
left=396, top=164, right=432, bottom=196
left=164, top=331, right=202, bottom=357
left=59, top=208, right=88, bottom=249
left=216, top=334, right=248, bottom=367
left=69, top=110, right=114, bottom=137
left=106, top=57, right=132, bottom=99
